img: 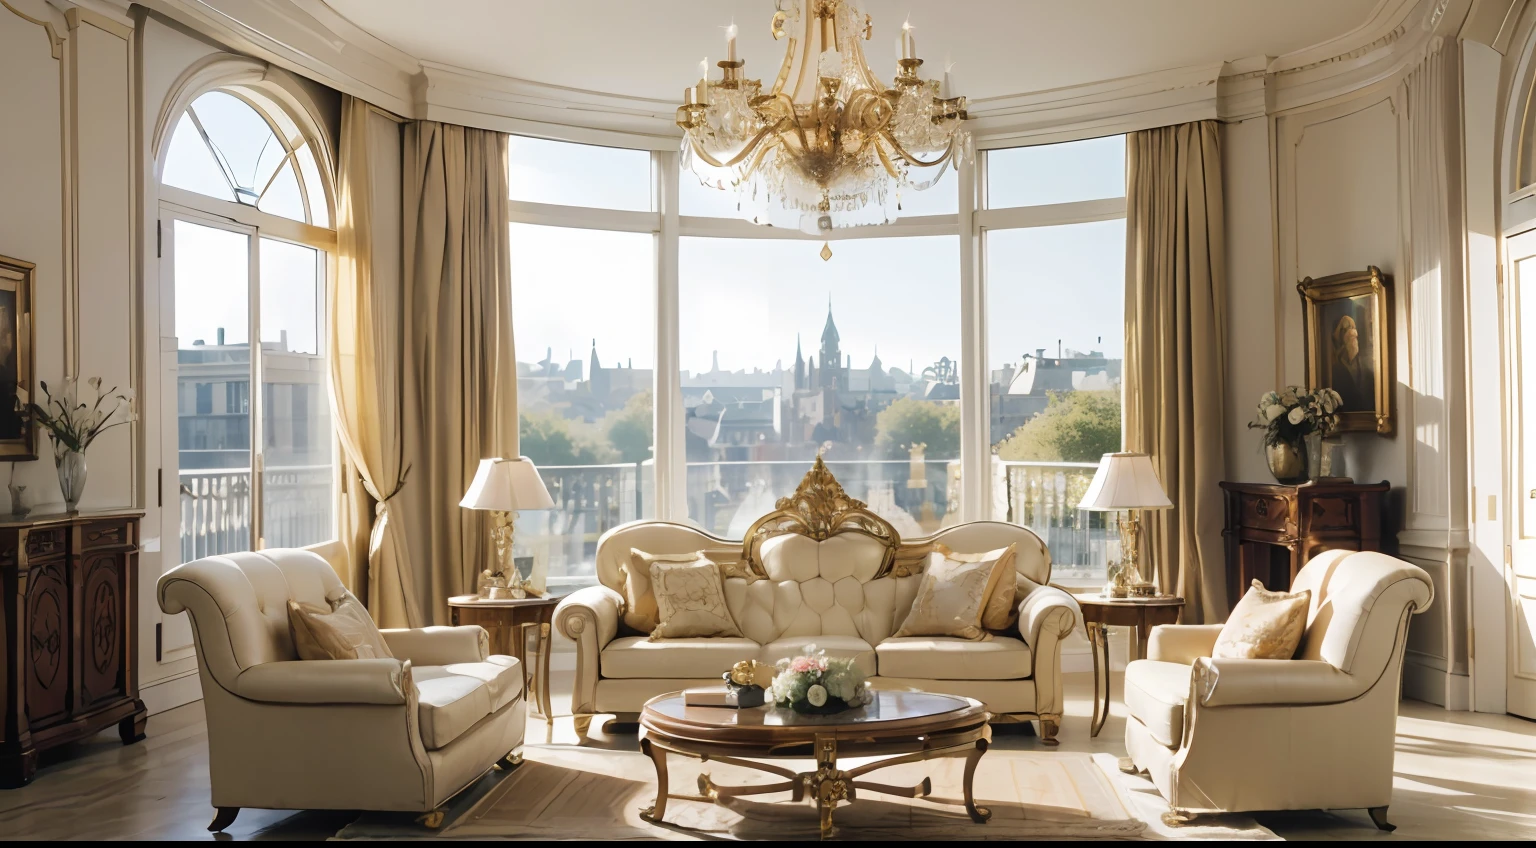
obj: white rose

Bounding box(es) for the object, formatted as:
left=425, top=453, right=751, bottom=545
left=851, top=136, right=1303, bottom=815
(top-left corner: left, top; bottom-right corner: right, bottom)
left=1287, top=406, right=1306, bottom=425
left=1266, top=404, right=1286, bottom=423
left=806, top=684, right=828, bottom=707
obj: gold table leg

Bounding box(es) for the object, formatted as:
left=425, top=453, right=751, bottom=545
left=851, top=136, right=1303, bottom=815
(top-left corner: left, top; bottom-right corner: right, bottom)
left=1089, top=621, right=1111, bottom=737
left=811, top=736, right=848, bottom=840
left=639, top=736, right=669, bottom=824
left=962, top=737, right=992, bottom=823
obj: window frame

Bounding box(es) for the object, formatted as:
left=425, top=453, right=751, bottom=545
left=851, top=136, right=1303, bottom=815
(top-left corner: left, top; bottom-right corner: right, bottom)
left=507, top=135, right=1126, bottom=582
left=158, top=86, right=339, bottom=556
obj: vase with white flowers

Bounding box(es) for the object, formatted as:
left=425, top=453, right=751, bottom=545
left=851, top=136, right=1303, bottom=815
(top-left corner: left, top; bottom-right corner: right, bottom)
left=20, top=377, right=136, bottom=511
left=768, top=645, right=874, bottom=715
left=1248, top=386, right=1342, bottom=484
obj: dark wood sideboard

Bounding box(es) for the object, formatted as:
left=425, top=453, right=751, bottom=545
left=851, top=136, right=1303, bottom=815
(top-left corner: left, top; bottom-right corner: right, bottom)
left=1219, top=481, right=1389, bottom=610
left=1, top=509, right=146, bottom=787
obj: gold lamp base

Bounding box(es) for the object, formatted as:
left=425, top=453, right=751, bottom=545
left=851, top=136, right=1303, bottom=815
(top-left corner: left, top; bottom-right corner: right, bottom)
left=481, top=510, right=541, bottom=599
left=1117, top=512, right=1160, bottom=597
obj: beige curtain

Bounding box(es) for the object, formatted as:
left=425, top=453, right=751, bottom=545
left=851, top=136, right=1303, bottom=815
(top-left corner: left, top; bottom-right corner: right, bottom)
left=397, top=120, right=518, bottom=626
left=1124, top=120, right=1229, bottom=623
left=331, top=96, right=414, bottom=624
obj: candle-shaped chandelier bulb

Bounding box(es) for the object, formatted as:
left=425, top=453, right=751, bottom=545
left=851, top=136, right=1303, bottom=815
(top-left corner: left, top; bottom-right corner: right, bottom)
left=726, top=22, right=738, bottom=62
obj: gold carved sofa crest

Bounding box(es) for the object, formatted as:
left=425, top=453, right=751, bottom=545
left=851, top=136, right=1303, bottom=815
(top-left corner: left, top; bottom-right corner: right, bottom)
left=740, top=457, right=901, bottom=577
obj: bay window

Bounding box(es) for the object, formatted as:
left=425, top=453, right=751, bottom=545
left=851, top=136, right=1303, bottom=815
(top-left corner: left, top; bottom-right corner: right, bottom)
left=508, top=133, right=1125, bottom=586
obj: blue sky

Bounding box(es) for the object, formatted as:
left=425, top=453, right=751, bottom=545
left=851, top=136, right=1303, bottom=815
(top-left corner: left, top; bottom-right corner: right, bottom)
left=508, top=134, right=1125, bottom=376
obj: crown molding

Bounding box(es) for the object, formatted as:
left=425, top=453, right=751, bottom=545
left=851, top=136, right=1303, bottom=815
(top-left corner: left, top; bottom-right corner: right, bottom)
left=140, top=0, right=1469, bottom=146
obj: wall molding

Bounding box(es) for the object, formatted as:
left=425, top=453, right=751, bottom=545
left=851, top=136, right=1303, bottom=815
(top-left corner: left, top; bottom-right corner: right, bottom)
left=142, top=0, right=1470, bottom=146
left=0, top=0, right=65, bottom=58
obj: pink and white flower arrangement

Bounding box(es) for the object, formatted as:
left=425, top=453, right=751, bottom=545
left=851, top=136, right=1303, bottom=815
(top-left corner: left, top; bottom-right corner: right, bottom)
left=768, top=644, right=873, bottom=715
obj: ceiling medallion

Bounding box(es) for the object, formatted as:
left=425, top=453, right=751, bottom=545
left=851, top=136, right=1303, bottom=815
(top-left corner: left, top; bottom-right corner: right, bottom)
left=677, top=0, right=969, bottom=235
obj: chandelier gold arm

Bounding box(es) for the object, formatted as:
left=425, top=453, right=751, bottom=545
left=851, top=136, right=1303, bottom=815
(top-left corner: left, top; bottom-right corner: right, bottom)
left=873, top=141, right=903, bottom=180
left=770, top=36, right=797, bottom=96
left=789, top=1, right=816, bottom=102
left=686, top=121, right=789, bottom=170
left=878, top=129, right=958, bottom=169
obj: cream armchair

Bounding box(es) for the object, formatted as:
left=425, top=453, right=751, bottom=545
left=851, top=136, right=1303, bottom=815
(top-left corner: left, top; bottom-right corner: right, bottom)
left=1121, top=550, right=1433, bottom=831
left=158, top=548, right=526, bottom=832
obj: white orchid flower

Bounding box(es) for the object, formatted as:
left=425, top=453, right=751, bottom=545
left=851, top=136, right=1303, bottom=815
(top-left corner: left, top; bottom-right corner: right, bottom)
left=1287, top=406, right=1307, bottom=425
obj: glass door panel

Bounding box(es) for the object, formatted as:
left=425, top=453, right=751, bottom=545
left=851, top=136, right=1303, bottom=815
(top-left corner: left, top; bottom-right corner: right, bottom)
left=258, top=238, right=333, bottom=548
left=173, top=219, right=252, bottom=562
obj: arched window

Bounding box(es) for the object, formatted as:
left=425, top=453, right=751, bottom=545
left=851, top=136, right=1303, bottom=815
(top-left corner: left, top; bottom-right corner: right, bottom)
left=156, top=82, right=337, bottom=565
left=162, top=89, right=331, bottom=227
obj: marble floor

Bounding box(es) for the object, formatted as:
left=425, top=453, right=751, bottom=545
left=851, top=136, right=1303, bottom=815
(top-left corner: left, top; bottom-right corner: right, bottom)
left=1, top=671, right=1532, bottom=840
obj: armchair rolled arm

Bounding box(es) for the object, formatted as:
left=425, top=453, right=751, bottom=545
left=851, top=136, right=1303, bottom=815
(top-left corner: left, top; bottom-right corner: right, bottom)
left=554, top=585, right=623, bottom=647
left=381, top=626, right=489, bottom=665
left=1017, top=583, right=1080, bottom=649
left=1147, top=624, right=1223, bottom=665
left=231, top=658, right=410, bottom=706
left=1192, top=657, right=1363, bottom=707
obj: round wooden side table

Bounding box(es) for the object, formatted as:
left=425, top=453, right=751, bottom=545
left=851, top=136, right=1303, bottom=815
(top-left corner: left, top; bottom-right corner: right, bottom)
left=448, top=594, right=561, bottom=720
left=1078, top=594, right=1185, bottom=737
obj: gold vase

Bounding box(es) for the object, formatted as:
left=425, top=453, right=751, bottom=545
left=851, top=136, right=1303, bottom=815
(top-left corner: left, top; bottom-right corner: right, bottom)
left=1266, top=440, right=1308, bottom=485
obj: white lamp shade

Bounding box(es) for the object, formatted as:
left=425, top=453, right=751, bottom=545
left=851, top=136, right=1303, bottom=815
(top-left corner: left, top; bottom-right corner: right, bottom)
left=459, top=457, right=556, bottom=511
left=1077, top=452, right=1172, bottom=511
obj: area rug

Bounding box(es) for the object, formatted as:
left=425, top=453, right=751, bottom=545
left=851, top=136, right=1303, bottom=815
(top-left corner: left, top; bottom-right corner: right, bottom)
left=334, top=745, right=1279, bottom=840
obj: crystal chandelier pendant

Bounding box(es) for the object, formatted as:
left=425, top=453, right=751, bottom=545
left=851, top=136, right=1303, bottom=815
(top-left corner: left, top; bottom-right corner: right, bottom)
left=677, top=0, right=969, bottom=232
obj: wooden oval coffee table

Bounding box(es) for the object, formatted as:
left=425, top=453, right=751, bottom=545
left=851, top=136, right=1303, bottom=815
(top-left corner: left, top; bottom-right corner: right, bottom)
left=638, top=690, right=992, bottom=839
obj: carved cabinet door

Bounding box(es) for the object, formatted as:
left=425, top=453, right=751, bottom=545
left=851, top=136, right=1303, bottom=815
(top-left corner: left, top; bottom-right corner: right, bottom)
left=25, top=562, right=71, bottom=728
left=79, top=553, right=126, bottom=707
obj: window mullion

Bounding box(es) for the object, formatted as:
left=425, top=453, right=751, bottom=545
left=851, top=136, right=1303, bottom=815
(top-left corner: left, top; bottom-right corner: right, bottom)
left=958, top=138, right=989, bottom=522
left=249, top=231, right=265, bottom=548
left=655, top=150, right=686, bottom=521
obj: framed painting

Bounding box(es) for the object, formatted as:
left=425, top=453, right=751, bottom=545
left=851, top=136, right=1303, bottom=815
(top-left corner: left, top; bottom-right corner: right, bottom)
left=1298, top=266, right=1394, bottom=435
left=0, top=256, right=34, bottom=460
left=0, top=256, right=35, bottom=460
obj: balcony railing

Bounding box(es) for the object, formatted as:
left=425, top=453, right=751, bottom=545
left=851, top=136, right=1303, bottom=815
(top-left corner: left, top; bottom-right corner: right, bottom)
left=179, top=465, right=334, bottom=564
left=514, top=458, right=1112, bottom=587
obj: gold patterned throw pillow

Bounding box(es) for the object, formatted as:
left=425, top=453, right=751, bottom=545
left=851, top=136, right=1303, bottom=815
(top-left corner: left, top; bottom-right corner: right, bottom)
left=1213, top=580, right=1312, bottom=660
left=892, top=552, right=1004, bottom=641
left=648, top=557, right=745, bottom=640
left=621, top=550, right=691, bottom=633
left=288, top=597, right=393, bottom=661
left=934, top=542, right=1020, bottom=631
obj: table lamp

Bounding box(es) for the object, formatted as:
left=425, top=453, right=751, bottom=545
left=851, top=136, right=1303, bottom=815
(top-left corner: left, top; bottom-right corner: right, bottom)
left=460, top=457, right=554, bottom=598
left=1078, top=452, right=1172, bottom=597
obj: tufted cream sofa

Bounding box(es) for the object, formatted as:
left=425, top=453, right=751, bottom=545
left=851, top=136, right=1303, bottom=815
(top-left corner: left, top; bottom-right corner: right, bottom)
left=554, top=460, right=1081, bottom=743
left=158, top=548, right=525, bottom=831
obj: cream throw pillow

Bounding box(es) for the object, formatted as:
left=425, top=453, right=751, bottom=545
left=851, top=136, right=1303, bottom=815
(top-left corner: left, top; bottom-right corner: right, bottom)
left=1213, top=580, right=1312, bottom=660
left=648, top=557, right=745, bottom=640
left=934, top=542, right=1019, bottom=631
left=893, top=552, right=1004, bottom=641
left=288, top=596, right=393, bottom=661
left=621, top=549, right=693, bottom=633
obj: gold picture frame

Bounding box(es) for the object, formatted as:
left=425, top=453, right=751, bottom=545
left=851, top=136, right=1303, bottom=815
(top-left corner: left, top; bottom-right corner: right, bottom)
left=1298, top=266, right=1394, bottom=435
left=0, top=255, right=36, bottom=460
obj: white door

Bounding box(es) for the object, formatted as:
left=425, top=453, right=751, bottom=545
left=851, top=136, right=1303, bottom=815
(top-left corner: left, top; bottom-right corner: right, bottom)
left=1505, top=229, right=1536, bottom=718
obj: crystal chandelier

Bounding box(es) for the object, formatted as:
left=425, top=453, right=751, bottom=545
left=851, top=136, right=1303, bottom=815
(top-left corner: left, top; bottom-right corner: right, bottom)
left=677, top=0, right=969, bottom=234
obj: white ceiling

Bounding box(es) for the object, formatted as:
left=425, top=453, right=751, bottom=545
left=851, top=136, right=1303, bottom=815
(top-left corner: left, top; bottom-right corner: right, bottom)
left=321, top=0, right=1381, bottom=103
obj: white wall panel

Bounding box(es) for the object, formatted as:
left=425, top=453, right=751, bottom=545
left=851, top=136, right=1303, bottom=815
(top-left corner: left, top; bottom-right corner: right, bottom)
left=0, top=8, right=66, bottom=507
left=71, top=17, right=134, bottom=509
left=1221, top=117, right=1277, bottom=483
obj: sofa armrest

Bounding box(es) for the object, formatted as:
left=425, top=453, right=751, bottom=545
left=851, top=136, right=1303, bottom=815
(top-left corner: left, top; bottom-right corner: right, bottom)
left=381, top=626, right=489, bottom=665
left=1193, top=657, right=1362, bottom=707
left=1147, top=624, right=1223, bottom=665
left=554, top=585, right=623, bottom=647
left=232, top=658, right=410, bottom=706
left=554, top=585, right=622, bottom=722
left=1017, top=583, right=1080, bottom=649
left=1015, top=584, right=1079, bottom=721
